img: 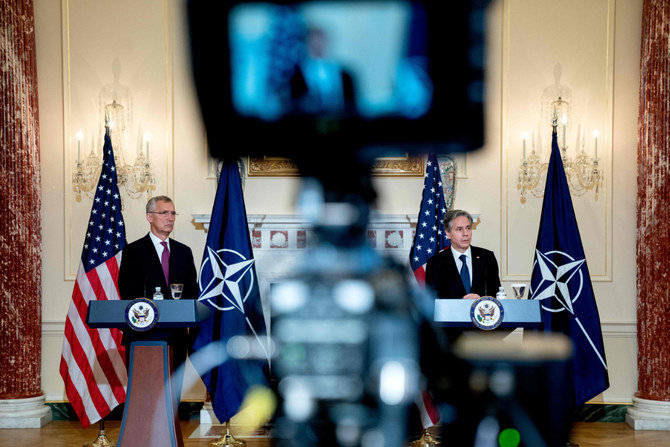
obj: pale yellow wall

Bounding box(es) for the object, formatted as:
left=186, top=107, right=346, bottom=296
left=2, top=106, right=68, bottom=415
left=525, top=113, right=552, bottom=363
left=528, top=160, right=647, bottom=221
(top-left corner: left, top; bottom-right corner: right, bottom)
left=36, top=0, right=641, bottom=404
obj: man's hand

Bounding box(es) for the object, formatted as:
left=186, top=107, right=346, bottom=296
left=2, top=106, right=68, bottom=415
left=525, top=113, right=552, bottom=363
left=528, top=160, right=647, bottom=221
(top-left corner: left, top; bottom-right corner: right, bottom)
left=462, top=293, right=481, bottom=300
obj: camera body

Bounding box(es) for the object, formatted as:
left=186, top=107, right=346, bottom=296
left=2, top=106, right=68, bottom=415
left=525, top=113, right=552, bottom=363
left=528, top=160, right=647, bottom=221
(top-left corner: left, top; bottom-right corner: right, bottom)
left=188, top=0, right=488, bottom=164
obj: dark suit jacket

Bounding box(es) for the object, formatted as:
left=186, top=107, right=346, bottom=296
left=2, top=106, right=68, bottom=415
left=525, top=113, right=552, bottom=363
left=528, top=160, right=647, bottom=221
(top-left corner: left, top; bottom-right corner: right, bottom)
left=421, top=246, right=503, bottom=419
left=118, top=232, right=200, bottom=397
left=118, top=233, right=198, bottom=301
left=425, top=245, right=501, bottom=298
left=289, top=63, right=356, bottom=115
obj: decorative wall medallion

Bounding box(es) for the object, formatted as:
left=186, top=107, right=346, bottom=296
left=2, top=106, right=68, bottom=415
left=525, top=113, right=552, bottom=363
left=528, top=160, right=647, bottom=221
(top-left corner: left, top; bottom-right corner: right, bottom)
left=270, top=231, right=289, bottom=248
left=385, top=230, right=403, bottom=248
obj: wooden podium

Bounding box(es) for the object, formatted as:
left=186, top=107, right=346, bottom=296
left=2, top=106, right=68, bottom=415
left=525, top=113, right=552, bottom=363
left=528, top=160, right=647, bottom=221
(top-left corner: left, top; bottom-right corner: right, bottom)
left=87, top=299, right=212, bottom=447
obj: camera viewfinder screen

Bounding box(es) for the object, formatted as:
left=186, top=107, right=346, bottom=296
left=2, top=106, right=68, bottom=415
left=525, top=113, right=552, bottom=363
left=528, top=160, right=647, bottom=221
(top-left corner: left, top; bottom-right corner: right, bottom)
left=229, top=1, right=432, bottom=122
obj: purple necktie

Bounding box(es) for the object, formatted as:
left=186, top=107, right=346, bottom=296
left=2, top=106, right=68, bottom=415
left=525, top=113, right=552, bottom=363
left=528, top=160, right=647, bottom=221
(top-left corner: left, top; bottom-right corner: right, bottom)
left=160, top=241, right=170, bottom=285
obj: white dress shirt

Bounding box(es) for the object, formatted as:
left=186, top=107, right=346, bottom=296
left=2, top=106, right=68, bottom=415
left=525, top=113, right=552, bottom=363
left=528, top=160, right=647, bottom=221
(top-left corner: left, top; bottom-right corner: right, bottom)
left=148, top=231, right=170, bottom=260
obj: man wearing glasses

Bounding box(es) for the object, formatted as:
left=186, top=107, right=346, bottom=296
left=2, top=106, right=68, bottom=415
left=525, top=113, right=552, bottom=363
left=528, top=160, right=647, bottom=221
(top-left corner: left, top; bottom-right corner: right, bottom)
left=118, top=195, right=199, bottom=402
left=119, top=195, right=198, bottom=301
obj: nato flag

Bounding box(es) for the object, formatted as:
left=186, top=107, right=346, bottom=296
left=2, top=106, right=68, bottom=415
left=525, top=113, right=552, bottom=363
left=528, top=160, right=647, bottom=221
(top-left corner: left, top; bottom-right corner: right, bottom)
left=192, top=161, right=268, bottom=423
left=529, top=127, right=609, bottom=407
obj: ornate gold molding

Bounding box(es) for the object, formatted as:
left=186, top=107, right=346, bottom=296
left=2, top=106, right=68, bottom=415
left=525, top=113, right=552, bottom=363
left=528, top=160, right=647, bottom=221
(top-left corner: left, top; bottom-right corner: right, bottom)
left=371, top=155, right=424, bottom=176
left=247, top=155, right=424, bottom=177
left=248, top=156, right=301, bottom=177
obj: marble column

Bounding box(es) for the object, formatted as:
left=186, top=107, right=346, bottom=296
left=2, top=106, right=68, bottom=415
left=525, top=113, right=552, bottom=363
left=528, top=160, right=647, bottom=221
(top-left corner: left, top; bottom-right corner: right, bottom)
left=0, top=0, right=51, bottom=428
left=627, top=0, right=670, bottom=431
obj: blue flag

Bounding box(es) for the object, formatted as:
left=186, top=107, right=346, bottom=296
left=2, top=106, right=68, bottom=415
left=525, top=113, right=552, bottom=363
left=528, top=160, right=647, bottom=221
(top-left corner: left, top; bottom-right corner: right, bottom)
left=409, top=153, right=450, bottom=286
left=529, top=127, right=609, bottom=407
left=192, top=161, right=268, bottom=423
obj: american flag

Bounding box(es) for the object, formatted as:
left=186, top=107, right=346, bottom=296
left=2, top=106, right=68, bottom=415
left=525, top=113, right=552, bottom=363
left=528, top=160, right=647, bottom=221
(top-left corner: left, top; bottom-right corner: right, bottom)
left=409, top=153, right=450, bottom=285
left=60, top=132, right=128, bottom=428
left=409, top=153, right=450, bottom=429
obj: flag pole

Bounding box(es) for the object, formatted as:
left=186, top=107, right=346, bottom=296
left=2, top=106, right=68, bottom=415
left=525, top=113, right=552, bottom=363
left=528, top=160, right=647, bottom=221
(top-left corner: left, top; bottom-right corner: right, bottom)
left=83, top=119, right=116, bottom=447
left=208, top=420, right=245, bottom=447
left=83, top=419, right=115, bottom=447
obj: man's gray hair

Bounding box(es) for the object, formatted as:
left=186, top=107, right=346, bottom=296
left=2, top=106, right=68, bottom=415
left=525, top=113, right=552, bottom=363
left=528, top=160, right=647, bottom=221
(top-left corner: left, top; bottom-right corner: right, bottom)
left=443, top=209, right=473, bottom=232
left=146, top=195, right=173, bottom=213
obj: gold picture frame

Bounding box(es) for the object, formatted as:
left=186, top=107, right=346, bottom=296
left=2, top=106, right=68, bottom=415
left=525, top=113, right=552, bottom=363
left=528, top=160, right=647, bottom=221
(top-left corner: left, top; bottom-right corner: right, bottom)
left=247, top=155, right=424, bottom=177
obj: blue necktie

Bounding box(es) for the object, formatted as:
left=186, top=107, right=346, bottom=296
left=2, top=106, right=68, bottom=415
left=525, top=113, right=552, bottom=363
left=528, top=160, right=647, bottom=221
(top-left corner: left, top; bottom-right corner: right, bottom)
left=460, top=254, right=471, bottom=294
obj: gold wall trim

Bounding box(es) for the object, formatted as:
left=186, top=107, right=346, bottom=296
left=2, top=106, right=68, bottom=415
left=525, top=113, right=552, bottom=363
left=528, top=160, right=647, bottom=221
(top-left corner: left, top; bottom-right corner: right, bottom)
left=248, top=157, right=301, bottom=177
left=248, top=155, right=424, bottom=177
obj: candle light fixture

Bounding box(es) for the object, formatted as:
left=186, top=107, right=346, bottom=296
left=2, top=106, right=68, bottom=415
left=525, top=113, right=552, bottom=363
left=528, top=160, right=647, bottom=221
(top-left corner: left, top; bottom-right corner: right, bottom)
left=517, top=96, right=603, bottom=203
left=72, top=130, right=102, bottom=202
left=126, top=131, right=156, bottom=199
left=72, top=104, right=156, bottom=201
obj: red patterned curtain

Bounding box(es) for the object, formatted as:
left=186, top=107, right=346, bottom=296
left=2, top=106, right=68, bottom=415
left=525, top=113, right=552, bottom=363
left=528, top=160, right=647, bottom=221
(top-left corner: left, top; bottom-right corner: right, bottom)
left=637, top=0, right=670, bottom=401
left=0, top=0, right=42, bottom=399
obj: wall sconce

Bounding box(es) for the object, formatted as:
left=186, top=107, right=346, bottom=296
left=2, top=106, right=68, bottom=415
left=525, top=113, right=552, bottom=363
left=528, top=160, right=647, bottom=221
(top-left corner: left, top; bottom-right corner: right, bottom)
left=517, top=96, right=603, bottom=203
left=72, top=130, right=102, bottom=202
left=72, top=104, right=156, bottom=202
left=122, top=131, right=156, bottom=200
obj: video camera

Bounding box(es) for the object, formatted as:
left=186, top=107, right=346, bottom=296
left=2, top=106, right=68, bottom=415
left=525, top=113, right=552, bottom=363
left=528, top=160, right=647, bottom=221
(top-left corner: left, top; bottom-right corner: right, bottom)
left=187, top=2, right=573, bottom=446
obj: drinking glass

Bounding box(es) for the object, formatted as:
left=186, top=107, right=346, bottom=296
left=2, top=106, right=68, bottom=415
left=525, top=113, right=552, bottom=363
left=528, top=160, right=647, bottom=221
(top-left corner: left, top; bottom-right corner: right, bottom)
left=170, top=283, right=184, bottom=300
left=511, top=283, right=527, bottom=299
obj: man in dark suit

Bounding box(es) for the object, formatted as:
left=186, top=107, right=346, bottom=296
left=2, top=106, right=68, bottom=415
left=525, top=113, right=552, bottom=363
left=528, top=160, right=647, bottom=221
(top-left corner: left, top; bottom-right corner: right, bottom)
left=289, top=26, right=357, bottom=116
left=420, top=210, right=503, bottom=439
left=425, top=209, right=501, bottom=299
left=118, top=195, right=199, bottom=404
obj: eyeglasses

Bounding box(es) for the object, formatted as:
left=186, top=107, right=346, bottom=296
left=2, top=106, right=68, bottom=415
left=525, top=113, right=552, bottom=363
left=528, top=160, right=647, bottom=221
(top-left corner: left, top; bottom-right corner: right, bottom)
left=148, top=211, right=178, bottom=216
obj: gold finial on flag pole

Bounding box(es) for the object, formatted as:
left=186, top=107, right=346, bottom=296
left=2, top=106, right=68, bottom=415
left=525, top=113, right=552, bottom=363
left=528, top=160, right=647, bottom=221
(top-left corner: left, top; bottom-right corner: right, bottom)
left=104, top=107, right=111, bottom=136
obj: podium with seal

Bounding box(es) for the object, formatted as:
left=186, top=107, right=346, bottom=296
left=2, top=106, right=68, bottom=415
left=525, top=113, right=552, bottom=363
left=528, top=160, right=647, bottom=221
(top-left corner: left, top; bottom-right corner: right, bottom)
left=434, top=297, right=543, bottom=331
left=430, top=298, right=574, bottom=447
left=87, top=299, right=212, bottom=447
